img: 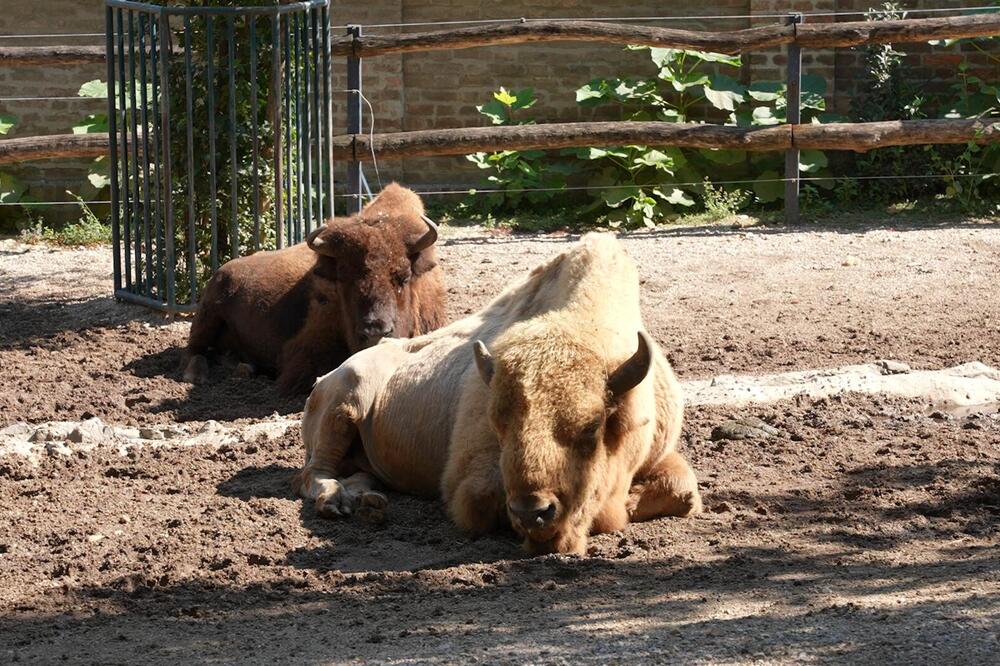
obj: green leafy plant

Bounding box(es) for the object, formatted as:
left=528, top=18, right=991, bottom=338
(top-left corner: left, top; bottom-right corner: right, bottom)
left=574, top=47, right=835, bottom=212
left=701, top=177, right=751, bottom=219
left=19, top=192, right=111, bottom=246
left=925, top=6, right=1000, bottom=212
left=565, top=145, right=694, bottom=228
left=462, top=88, right=577, bottom=215
left=0, top=115, right=30, bottom=210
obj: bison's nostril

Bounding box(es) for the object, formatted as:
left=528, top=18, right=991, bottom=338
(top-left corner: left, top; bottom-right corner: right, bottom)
left=360, top=320, right=393, bottom=339
left=509, top=500, right=558, bottom=528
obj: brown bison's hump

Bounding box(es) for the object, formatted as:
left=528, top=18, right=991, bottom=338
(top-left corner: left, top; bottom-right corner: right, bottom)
left=211, top=243, right=318, bottom=303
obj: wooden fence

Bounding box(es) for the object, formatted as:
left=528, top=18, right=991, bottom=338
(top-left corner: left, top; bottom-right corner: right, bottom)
left=1, top=12, right=998, bottom=221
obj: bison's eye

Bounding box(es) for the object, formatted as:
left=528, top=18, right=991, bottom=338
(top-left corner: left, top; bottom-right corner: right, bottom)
left=576, top=417, right=603, bottom=449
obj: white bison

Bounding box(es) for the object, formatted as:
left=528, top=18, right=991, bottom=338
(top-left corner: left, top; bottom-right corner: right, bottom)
left=293, top=233, right=701, bottom=555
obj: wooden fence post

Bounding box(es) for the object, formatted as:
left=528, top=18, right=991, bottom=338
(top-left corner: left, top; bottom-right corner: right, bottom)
left=346, top=25, right=363, bottom=214
left=784, top=13, right=803, bottom=225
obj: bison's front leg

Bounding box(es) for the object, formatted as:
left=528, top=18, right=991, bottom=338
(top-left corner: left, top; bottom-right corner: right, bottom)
left=293, top=369, right=387, bottom=521
left=626, top=451, right=702, bottom=522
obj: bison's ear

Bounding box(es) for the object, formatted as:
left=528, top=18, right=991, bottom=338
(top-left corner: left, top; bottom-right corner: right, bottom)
left=409, top=252, right=437, bottom=276
left=607, top=331, right=653, bottom=401
left=473, top=340, right=494, bottom=386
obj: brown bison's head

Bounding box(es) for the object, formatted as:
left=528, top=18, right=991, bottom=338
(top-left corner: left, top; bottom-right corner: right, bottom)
left=306, top=184, right=438, bottom=350
left=473, top=327, right=653, bottom=555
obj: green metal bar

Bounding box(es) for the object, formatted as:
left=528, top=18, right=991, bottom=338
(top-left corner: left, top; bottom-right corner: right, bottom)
left=106, top=4, right=122, bottom=294
left=138, top=13, right=153, bottom=296
left=127, top=11, right=143, bottom=294
left=150, top=16, right=165, bottom=299
left=158, top=9, right=176, bottom=311
left=249, top=15, right=261, bottom=250
left=183, top=16, right=197, bottom=304
left=227, top=15, right=239, bottom=261
left=206, top=17, right=219, bottom=272
left=294, top=12, right=303, bottom=242
left=310, top=8, right=323, bottom=227
left=302, top=8, right=313, bottom=236
left=272, top=14, right=284, bottom=249
left=284, top=14, right=292, bottom=247
left=116, top=8, right=131, bottom=292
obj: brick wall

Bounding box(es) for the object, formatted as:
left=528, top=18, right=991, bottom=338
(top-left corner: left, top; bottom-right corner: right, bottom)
left=1, top=0, right=997, bottom=222
left=0, top=0, right=106, bottom=223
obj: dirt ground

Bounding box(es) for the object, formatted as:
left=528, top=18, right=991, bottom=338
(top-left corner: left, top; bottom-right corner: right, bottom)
left=2, top=218, right=999, bottom=663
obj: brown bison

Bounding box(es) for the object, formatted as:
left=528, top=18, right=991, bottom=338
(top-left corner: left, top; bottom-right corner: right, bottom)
left=181, top=183, right=446, bottom=395
left=293, top=233, right=701, bottom=555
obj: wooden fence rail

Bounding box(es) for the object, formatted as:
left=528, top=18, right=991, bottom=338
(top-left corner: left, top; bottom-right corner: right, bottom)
left=330, top=14, right=1000, bottom=57
left=3, top=14, right=997, bottom=64
left=0, top=46, right=106, bottom=67
left=0, top=133, right=109, bottom=165
left=331, top=119, right=1000, bottom=161
left=3, top=119, right=995, bottom=165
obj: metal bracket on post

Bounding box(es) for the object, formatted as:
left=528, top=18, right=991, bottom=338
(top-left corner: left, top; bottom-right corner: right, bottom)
left=784, top=13, right=803, bottom=225
left=346, top=25, right=363, bottom=214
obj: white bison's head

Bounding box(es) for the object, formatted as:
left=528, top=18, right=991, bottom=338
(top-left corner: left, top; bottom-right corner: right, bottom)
left=473, top=328, right=653, bottom=555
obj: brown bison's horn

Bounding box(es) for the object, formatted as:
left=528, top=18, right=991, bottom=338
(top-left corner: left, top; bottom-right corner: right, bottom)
left=608, top=331, right=653, bottom=399
left=473, top=340, right=494, bottom=386
left=306, top=226, right=326, bottom=249
left=408, top=214, right=439, bottom=254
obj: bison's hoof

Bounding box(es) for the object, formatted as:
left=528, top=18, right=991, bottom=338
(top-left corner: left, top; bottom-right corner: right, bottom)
left=234, top=362, right=255, bottom=378
left=356, top=491, right=388, bottom=524
left=682, top=490, right=704, bottom=517
left=182, top=355, right=209, bottom=384
left=314, top=486, right=355, bottom=518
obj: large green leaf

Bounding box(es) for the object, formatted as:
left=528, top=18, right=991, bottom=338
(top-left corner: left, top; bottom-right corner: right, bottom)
left=700, top=148, right=747, bottom=165
left=576, top=79, right=612, bottom=104
left=754, top=170, right=784, bottom=203
left=703, top=74, right=747, bottom=112
left=0, top=171, right=27, bottom=204
left=798, top=149, right=829, bottom=174
left=603, top=187, right=641, bottom=208
left=752, top=106, right=782, bottom=126
left=654, top=187, right=696, bottom=207
left=509, top=88, right=536, bottom=111
left=633, top=148, right=676, bottom=172
left=73, top=113, right=109, bottom=134
left=78, top=79, right=108, bottom=98
left=476, top=100, right=508, bottom=125
left=687, top=51, right=742, bottom=67
left=748, top=81, right=783, bottom=102
left=87, top=157, right=111, bottom=190
left=0, top=114, right=16, bottom=135
left=665, top=70, right=710, bottom=92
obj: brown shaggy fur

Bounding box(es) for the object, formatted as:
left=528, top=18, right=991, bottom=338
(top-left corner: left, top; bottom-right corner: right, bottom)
left=181, top=183, right=446, bottom=394
left=293, top=233, right=700, bottom=555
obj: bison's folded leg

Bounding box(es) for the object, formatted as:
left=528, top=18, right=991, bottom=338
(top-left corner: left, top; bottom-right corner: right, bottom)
left=181, top=354, right=209, bottom=384
left=234, top=362, right=256, bottom=378
left=627, top=451, right=702, bottom=522
left=298, top=470, right=387, bottom=520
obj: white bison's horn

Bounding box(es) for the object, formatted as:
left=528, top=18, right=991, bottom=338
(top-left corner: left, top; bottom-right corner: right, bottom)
left=408, top=214, right=439, bottom=254
left=608, top=331, right=653, bottom=399
left=473, top=340, right=494, bottom=386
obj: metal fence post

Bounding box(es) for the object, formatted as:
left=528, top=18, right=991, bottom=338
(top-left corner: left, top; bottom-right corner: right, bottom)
left=105, top=5, right=122, bottom=297
left=158, top=8, right=175, bottom=311
left=346, top=24, right=363, bottom=214
left=784, top=13, right=803, bottom=225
